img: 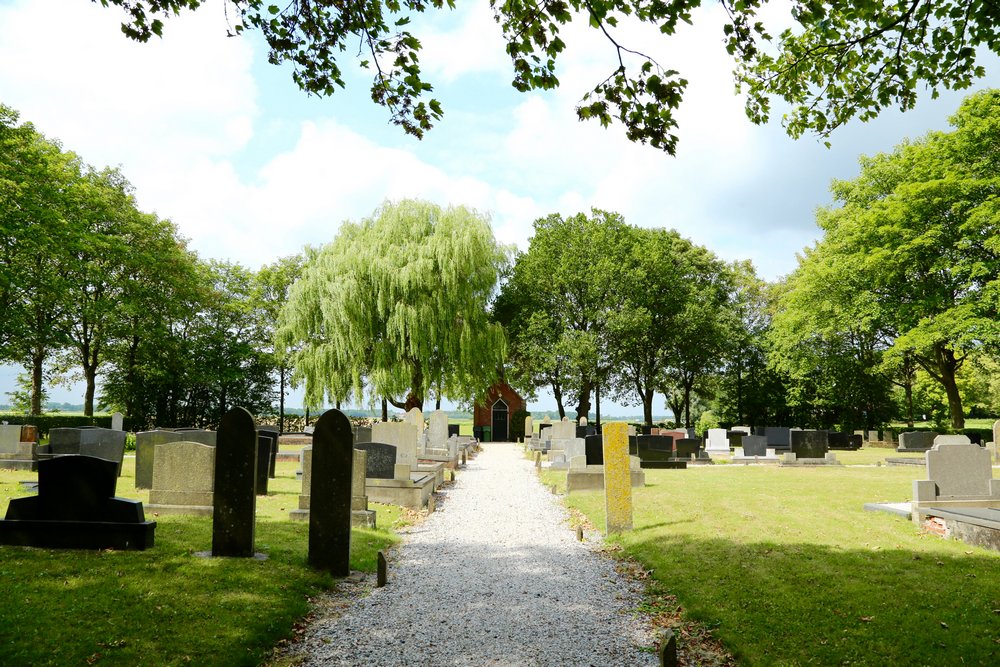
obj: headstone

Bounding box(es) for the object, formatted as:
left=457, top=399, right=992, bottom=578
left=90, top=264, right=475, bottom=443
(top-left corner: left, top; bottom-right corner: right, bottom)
left=790, top=430, right=829, bottom=459
left=212, top=407, right=258, bottom=558
left=148, top=442, right=215, bottom=514
left=351, top=449, right=375, bottom=527
left=579, top=416, right=588, bottom=426
left=308, top=409, right=354, bottom=576
left=899, top=431, right=937, bottom=451
left=914, top=442, right=1000, bottom=502
left=259, top=425, right=280, bottom=478
left=0, top=424, right=21, bottom=453
left=372, top=422, right=417, bottom=473
left=762, top=427, right=791, bottom=448
left=0, top=455, right=155, bottom=550
left=550, top=420, right=576, bottom=441
left=354, top=425, right=372, bottom=444
left=742, top=435, right=768, bottom=457
left=45, top=427, right=128, bottom=475
left=637, top=434, right=673, bottom=453
left=602, top=423, right=633, bottom=534
left=354, top=442, right=397, bottom=479
left=135, top=429, right=215, bottom=490
left=827, top=432, right=853, bottom=450
left=934, top=434, right=971, bottom=446
left=705, top=429, right=730, bottom=454
left=584, top=434, right=604, bottom=465
left=256, top=433, right=274, bottom=495
left=111, top=412, right=123, bottom=431
left=674, top=438, right=700, bottom=459
left=428, top=410, right=449, bottom=448
left=447, top=424, right=460, bottom=438
left=404, top=407, right=424, bottom=433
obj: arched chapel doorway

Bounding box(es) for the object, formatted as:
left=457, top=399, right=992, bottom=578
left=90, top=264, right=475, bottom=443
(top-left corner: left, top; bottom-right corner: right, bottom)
left=491, top=398, right=509, bottom=442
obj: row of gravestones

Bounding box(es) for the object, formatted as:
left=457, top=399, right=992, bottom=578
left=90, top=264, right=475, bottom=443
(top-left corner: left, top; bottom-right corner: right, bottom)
left=0, top=408, right=361, bottom=576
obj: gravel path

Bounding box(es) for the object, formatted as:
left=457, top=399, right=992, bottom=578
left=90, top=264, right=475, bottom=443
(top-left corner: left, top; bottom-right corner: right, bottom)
left=297, top=441, right=658, bottom=666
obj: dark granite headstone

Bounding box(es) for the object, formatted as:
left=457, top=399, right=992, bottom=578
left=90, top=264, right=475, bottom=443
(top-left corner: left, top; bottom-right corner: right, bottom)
left=575, top=426, right=588, bottom=439
left=898, top=431, right=937, bottom=451
left=675, top=439, right=701, bottom=459
left=637, top=435, right=673, bottom=453
left=447, top=424, right=460, bottom=438
left=640, top=460, right=688, bottom=469
left=628, top=435, right=638, bottom=456
left=638, top=425, right=653, bottom=435
left=354, top=442, right=397, bottom=479
left=256, top=433, right=274, bottom=495
left=584, top=434, right=603, bottom=465
left=791, top=430, right=829, bottom=459
left=42, top=427, right=127, bottom=476
left=212, top=407, right=257, bottom=558
left=309, top=409, right=354, bottom=576
left=849, top=434, right=863, bottom=449
left=0, top=455, right=155, bottom=550
left=762, top=426, right=791, bottom=449
left=741, top=435, right=768, bottom=457
left=725, top=431, right=746, bottom=448
left=259, top=426, right=280, bottom=478
left=826, top=432, right=850, bottom=450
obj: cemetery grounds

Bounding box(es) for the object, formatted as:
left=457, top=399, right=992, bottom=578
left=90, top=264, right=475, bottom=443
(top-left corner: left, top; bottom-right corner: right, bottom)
left=0, top=454, right=405, bottom=667
left=541, top=446, right=1000, bottom=665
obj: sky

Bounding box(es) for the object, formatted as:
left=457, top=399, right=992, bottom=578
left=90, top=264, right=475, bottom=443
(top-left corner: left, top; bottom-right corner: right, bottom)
left=1, top=0, right=998, bottom=417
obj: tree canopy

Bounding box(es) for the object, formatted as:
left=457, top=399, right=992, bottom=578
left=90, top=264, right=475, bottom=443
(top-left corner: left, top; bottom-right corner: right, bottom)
left=98, top=0, right=998, bottom=154
left=771, top=89, right=1000, bottom=430
left=277, top=199, right=509, bottom=412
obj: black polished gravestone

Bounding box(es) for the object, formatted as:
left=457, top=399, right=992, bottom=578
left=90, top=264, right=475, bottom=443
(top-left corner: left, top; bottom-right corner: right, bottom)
left=635, top=435, right=674, bottom=463
left=584, top=434, right=603, bottom=466
left=256, top=433, right=275, bottom=495
left=41, top=427, right=128, bottom=476
left=791, top=430, right=829, bottom=459
left=212, top=407, right=258, bottom=558
left=447, top=424, right=460, bottom=438
left=674, top=438, right=701, bottom=459
left=259, top=426, right=280, bottom=479
left=308, top=409, right=354, bottom=576
left=827, top=432, right=860, bottom=451
left=0, top=455, right=155, bottom=550
left=354, top=442, right=397, bottom=479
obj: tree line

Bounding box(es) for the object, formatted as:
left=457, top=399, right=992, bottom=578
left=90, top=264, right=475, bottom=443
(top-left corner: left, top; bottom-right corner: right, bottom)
left=3, top=90, right=998, bottom=432
left=0, top=104, right=302, bottom=429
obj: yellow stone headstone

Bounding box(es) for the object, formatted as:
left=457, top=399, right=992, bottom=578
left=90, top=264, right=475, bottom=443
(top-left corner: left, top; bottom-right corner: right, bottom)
left=602, top=422, right=633, bottom=534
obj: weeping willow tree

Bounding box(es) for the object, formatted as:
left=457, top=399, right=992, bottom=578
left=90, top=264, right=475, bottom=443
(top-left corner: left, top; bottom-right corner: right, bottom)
left=278, top=200, right=509, bottom=412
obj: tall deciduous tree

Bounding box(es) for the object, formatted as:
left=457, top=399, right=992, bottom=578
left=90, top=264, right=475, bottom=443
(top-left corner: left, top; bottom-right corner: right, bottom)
left=0, top=106, right=81, bottom=414
left=773, top=90, right=1000, bottom=430
left=257, top=254, right=304, bottom=432
left=495, top=210, right=633, bottom=420
left=279, top=200, right=508, bottom=412
left=96, top=1, right=998, bottom=153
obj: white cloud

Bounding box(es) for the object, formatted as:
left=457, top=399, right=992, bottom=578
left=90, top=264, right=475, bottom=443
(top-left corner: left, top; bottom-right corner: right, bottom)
left=418, top=4, right=510, bottom=83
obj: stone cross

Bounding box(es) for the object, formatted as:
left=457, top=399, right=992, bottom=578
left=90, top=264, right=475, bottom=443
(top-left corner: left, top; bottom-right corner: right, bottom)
left=308, top=409, right=354, bottom=575
left=601, top=422, right=633, bottom=534
left=212, top=407, right=257, bottom=557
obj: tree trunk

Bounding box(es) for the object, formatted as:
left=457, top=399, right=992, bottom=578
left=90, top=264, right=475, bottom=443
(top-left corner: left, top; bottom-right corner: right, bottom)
left=574, top=379, right=593, bottom=423
left=84, top=365, right=97, bottom=417
left=278, top=365, right=286, bottom=433
left=939, top=361, right=964, bottom=430
left=642, top=387, right=654, bottom=426
left=595, top=382, right=601, bottom=427
left=436, top=395, right=441, bottom=410
left=30, top=347, right=44, bottom=416
left=682, top=383, right=692, bottom=428
left=905, top=381, right=914, bottom=429
left=381, top=397, right=388, bottom=422
left=551, top=380, right=565, bottom=420
left=305, top=406, right=310, bottom=427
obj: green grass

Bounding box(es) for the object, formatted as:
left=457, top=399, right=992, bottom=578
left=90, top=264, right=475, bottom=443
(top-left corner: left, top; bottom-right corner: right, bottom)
left=0, top=457, right=401, bottom=666
left=558, top=464, right=1000, bottom=666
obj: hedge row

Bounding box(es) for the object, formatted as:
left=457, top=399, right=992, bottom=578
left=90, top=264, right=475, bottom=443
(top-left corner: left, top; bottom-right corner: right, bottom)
left=0, top=414, right=133, bottom=439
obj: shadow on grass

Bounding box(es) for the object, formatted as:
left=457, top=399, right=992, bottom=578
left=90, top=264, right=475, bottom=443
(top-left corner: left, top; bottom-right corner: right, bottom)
left=0, top=512, right=398, bottom=667
left=626, top=531, right=1000, bottom=666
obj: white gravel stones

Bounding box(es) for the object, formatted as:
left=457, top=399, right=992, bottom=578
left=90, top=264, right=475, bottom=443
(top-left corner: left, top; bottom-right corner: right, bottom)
left=298, top=441, right=658, bottom=666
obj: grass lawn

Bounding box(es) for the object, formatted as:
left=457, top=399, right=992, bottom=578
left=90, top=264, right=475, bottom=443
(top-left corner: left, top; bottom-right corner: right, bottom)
left=555, top=462, right=1000, bottom=665
left=0, top=456, right=403, bottom=666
